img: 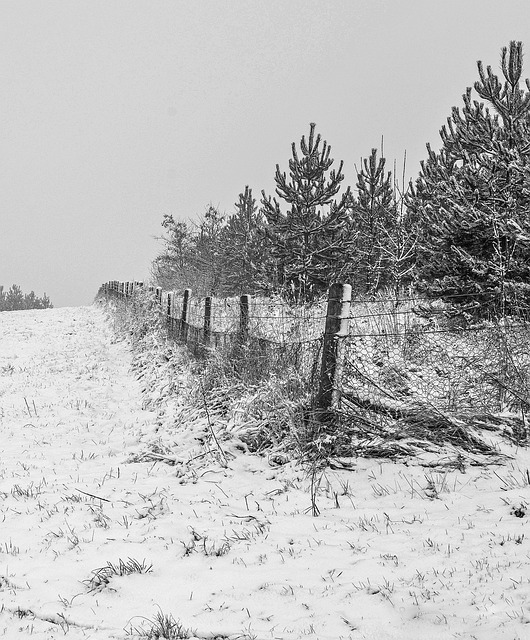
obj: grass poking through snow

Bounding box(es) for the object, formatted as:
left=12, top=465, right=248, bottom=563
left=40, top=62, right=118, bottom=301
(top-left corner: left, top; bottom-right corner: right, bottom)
left=84, top=558, right=153, bottom=592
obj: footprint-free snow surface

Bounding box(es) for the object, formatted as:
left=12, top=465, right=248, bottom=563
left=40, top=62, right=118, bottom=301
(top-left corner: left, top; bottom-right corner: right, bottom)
left=0, top=306, right=529, bottom=639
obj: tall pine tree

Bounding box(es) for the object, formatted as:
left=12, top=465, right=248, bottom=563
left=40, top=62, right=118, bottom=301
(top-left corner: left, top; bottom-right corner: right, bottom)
left=261, top=123, right=353, bottom=302
left=409, top=41, right=530, bottom=317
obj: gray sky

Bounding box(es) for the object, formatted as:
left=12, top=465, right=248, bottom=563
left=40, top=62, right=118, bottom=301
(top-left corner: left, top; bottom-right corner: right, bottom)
left=2, top=0, right=530, bottom=307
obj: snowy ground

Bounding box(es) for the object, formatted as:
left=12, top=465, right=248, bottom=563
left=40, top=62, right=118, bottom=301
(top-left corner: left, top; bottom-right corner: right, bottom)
left=0, top=306, right=529, bottom=640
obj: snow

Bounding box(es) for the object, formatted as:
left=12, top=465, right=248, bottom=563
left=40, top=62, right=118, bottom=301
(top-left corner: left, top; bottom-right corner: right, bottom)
left=0, top=305, right=529, bottom=639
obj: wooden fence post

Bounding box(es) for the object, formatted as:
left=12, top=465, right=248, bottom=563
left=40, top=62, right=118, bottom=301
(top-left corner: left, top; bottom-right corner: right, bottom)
left=318, top=283, right=352, bottom=411
left=203, top=296, right=212, bottom=347
left=181, top=288, right=191, bottom=342
left=239, top=294, right=250, bottom=342
left=166, top=291, right=172, bottom=336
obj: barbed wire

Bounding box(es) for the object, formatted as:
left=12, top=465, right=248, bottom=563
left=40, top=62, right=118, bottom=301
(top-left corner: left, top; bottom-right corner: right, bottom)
left=345, top=322, right=530, bottom=339
left=348, top=290, right=529, bottom=305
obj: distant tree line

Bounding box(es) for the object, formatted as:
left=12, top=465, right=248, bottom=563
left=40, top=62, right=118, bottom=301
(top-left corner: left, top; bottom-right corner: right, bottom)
left=153, top=41, right=530, bottom=318
left=0, top=285, right=53, bottom=311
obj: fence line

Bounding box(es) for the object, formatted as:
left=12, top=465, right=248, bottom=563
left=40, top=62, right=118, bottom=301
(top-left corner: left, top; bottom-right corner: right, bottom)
left=97, top=281, right=530, bottom=419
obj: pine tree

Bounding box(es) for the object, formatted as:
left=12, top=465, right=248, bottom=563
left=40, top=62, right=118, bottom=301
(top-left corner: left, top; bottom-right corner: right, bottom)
left=220, top=186, right=267, bottom=295
left=261, top=123, right=353, bottom=302
left=409, top=41, right=530, bottom=317
left=378, top=168, right=417, bottom=299
left=351, top=148, right=397, bottom=293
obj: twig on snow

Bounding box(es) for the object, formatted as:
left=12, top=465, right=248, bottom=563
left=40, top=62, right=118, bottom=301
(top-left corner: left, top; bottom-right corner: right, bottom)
left=75, top=488, right=111, bottom=503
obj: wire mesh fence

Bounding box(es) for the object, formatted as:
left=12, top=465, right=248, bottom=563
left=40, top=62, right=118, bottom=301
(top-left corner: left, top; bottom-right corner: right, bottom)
left=341, top=321, right=530, bottom=416
left=168, top=293, right=325, bottom=390
left=340, top=291, right=530, bottom=417
left=98, top=282, right=324, bottom=396
left=98, top=281, right=530, bottom=419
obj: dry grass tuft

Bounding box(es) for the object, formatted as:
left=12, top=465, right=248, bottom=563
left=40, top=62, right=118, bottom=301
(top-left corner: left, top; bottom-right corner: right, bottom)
left=84, top=558, right=152, bottom=592
left=126, top=610, right=193, bottom=639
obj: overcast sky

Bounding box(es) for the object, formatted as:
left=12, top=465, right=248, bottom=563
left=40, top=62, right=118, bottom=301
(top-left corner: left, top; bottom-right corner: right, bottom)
left=2, top=0, right=530, bottom=307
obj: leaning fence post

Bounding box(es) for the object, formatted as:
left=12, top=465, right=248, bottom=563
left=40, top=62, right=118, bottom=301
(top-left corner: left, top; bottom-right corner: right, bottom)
left=181, top=288, right=191, bottom=342
left=318, top=283, right=352, bottom=411
left=239, top=294, right=251, bottom=342
left=203, top=296, right=212, bottom=347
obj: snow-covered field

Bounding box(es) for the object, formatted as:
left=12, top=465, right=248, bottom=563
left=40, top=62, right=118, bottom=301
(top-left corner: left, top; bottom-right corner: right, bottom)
left=0, top=306, right=529, bottom=639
